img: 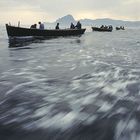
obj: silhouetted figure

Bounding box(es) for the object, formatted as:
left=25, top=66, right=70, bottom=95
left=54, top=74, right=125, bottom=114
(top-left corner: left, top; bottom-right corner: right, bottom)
left=75, top=21, right=82, bottom=29
left=30, top=24, right=37, bottom=29
left=70, top=23, right=75, bottom=29
left=38, top=22, right=44, bottom=29
left=55, top=23, right=59, bottom=29
left=104, top=25, right=108, bottom=29
left=120, top=26, right=125, bottom=30
left=100, top=25, right=104, bottom=28
left=108, top=25, right=113, bottom=30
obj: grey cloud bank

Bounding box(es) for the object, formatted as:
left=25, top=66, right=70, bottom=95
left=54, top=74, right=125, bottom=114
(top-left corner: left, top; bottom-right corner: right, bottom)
left=0, top=0, right=140, bottom=24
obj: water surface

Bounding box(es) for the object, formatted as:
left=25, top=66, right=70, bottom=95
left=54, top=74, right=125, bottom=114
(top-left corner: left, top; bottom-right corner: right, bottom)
left=0, top=26, right=140, bottom=140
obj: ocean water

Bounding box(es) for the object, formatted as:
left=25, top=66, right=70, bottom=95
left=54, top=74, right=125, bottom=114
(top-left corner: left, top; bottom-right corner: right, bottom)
left=0, top=25, right=140, bottom=140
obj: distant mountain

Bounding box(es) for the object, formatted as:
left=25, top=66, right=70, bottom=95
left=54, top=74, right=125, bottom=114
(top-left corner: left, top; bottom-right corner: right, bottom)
left=44, top=14, right=140, bottom=27
left=55, top=14, right=76, bottom=25
left=80, top=18, right=140, bottom=27
left=44, top=14, right=76, bottom=28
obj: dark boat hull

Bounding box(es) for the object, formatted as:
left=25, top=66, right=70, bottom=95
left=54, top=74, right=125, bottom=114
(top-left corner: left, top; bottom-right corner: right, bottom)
left=6, top=24, right=86, bottom=38
left=116, top=27, right=125, bottom=30
left=91, top=27, right=112, bottom=32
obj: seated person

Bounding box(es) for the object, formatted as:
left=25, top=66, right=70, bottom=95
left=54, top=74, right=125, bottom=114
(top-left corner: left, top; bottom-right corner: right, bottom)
left=100, top=25, right=104, bottom=28
left=120, top=26, right=125, bottom=30
left=109, top=25, right=113, bottom=30
left=70, top=23, right=75, bottom=29
left=104, top=25, right=108, bottom=29
left=75, top=21, right=82, bottom=29
left=55, top=23, right=59, bottom=29
left=38, top=22, right=44, bottom=29
left=30, top=24, right=37, bottom=29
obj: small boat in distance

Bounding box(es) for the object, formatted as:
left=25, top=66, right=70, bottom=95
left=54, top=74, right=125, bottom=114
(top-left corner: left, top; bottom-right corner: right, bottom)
left=6, top=24, right=86, bottom=38
left=116, top=26, right=125, bottom=30
left=91, top=27, right=113, bottom=32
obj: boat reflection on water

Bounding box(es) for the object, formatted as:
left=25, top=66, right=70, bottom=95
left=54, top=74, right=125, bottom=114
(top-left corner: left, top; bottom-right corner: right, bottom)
left=8, top=36, right=51, bottom=48
left=8, top=36, right=82, bottom=48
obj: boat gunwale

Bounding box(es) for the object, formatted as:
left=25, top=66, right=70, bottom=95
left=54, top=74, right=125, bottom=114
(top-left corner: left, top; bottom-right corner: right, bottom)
left=6, top=24, right=86, bottom=32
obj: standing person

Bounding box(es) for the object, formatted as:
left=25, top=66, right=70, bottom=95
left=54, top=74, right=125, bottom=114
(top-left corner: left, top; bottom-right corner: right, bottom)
left=55, top=23, right=59, bottom=29
left=75, top=21, right=82, bottom=29
left=70, top=22, right=75, bottom=29
left=38, top=22, right=44, bottom=29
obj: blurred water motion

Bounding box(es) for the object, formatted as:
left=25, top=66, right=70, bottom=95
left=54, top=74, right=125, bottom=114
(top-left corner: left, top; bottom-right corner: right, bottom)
left=8, top=36, right=82, bottom=48
left=8, top=37, right=49, bottom=48
left=0, top=27, right=140, bottom=140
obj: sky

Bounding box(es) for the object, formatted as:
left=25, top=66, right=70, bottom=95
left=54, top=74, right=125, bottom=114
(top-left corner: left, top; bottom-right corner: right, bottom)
left=0, top=0, right=140, bottom=24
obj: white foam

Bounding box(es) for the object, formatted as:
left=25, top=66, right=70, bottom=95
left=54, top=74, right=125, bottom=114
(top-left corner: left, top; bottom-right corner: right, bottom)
left=126, top=119, right=137, bottom=131
left=34, top=106, right=52, bottom=118
left=116, top=107, right=128, bottom=114
left=98, top=102, right=112, bottom=112
left=86, top=115, right=97, bottom=124
left=115, top=120, right=127, bottom=140
left=37, top=112, right=77, bottom=130
left=71, top=79, right=81, bottom=90
left=82, top=94, right=98, bottom=105
left=5, top=81, right=34, bottom=95
left=70, top=64, right=77, bottom=70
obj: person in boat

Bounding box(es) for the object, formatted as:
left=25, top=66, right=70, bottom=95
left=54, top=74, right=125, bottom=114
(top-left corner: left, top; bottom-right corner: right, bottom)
left=108, top=25, right=113, bottom=30
left=38, top=22, right=44, bottom=29
left=104, top=25, right=108, bottom=29
left=116, top=27, right=120, bottom=30
left=120, top=26, right=125, bottom=30
left=55, top=23, right=59, bottom=29
left=70, top=22, right=75, bottom=29
left=75, top=21, right=82, bottom=29
left=100, top=25, right=104, bottom=29
left=30, top=24, right=37, bottom=29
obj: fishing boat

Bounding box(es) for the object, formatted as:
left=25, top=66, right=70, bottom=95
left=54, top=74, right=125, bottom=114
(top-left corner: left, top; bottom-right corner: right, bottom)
left=91, top=27, right=113, bottom=32
left=116, top=27, right=125, bottom=30
left=6, top=24, right=86, bottom=38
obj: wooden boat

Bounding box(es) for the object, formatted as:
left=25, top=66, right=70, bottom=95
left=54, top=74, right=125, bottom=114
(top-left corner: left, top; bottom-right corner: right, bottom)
left=6, top=24, right=86, bottom=38
left=116, top=27, right=125, bottom=30
left=91, top=27, right=113, bottom=32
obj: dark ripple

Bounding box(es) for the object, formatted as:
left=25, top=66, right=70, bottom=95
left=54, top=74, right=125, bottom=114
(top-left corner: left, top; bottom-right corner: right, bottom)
left=74, top=74, right=93, bottom=80
left=50, top=102, right=72, bottom=116
left=126, top=82, right=140, bottom=95
left=0, top=115, right=118, bottom=140
left=45, top=79, right=71, bottom=87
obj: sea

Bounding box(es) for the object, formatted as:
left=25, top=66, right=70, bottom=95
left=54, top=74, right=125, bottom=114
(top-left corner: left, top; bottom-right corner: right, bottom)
left=0, top=25, right=140, bottom=140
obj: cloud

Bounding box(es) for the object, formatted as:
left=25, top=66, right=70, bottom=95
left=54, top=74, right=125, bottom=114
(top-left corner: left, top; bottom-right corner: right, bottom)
left=0, top=0, right=140, bottom=24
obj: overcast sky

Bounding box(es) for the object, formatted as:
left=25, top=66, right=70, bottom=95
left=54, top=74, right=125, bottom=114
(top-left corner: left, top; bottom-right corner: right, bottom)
left=0, top=0, right=140, bottom=24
